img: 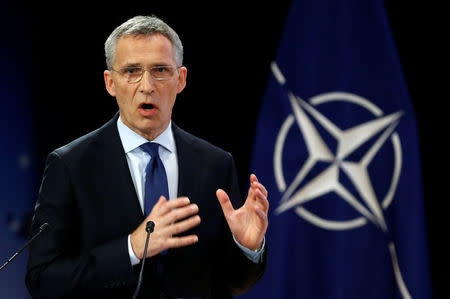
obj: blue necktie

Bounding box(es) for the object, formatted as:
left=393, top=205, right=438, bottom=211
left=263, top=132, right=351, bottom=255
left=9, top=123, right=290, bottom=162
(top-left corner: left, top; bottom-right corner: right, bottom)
left=140, top=142, right=169, bottom=215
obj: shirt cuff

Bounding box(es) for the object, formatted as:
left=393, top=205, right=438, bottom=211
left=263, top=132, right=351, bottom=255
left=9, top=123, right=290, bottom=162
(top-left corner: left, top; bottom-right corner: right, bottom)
left=128, top=234, right=141, bottom=266
left=232, top=235, right=265, bottom=264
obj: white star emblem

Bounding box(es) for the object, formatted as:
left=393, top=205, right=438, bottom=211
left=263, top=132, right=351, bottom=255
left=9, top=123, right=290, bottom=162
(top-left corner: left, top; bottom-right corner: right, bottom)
left=270, top=61, right=412, bottom=298
left=275, top=91, right=402, bottom=232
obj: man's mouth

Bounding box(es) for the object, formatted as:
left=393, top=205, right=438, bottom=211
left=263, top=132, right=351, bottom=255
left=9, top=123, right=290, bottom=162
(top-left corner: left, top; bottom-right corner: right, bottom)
left=141, top=103, right=155, bottom=111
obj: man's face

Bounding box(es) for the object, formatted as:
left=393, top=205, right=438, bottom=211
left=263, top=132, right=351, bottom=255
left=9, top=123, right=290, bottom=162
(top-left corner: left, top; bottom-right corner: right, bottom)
left=104, top=34, right=187, bottom=140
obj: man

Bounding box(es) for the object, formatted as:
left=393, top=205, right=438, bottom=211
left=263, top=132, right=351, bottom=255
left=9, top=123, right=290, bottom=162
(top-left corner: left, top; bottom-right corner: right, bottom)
left=26, top=15, right=268, bottom=299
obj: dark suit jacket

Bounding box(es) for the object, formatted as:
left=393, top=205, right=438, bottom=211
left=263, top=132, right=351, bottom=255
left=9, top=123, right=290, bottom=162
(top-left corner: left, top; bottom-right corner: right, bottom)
left=26, top=114, right=266, bottom=299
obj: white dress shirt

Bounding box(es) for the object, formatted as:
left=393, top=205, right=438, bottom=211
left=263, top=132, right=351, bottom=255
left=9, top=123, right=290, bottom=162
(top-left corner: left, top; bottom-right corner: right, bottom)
left=116, top=117, right=263, bottom=265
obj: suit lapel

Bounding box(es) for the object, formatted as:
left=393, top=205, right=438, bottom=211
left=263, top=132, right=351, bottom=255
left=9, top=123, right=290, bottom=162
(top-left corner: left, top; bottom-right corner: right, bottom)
left=94, top=113, right=144, bottom=225
left=173, top=123, right=203, bottom=203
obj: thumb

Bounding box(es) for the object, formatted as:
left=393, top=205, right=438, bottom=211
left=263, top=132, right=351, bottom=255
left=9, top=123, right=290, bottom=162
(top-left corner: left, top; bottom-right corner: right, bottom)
left=216, top=189, right=234, bottom=218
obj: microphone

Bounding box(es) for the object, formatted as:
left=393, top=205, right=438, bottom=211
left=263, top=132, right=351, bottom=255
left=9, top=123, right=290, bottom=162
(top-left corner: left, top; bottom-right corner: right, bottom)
left=0, top=223, right=50, bottom=271
left=132, top=221, right=155, bottom=299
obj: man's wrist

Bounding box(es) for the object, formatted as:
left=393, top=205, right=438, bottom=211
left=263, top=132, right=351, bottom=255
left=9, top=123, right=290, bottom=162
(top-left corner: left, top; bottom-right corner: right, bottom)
left=233, top=235, right=265, bottom=263
left=128, top=234, right=141, bottom=266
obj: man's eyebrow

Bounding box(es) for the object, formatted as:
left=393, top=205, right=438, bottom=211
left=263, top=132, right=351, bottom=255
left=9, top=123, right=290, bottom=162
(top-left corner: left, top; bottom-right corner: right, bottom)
left=120, top=62, right=172, bottom=69
left=121, top=62, right=142, bottom=68
left=151, top=62, right=171, bottom=67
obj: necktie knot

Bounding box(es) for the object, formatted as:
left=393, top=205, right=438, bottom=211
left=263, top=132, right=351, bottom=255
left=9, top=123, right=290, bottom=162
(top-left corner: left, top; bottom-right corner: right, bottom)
left=140, top=142, right=160, bottom=158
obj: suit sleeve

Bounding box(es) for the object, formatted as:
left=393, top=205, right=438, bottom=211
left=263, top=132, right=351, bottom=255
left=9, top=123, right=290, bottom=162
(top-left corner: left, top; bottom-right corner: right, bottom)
left=26, top=151, right=136, bottom=298
left=217, top=153, right=267, bottom=295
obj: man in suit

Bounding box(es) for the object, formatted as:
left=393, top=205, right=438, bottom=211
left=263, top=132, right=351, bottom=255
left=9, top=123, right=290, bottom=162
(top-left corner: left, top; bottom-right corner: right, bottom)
left=26, top=15, right=268, bottom=299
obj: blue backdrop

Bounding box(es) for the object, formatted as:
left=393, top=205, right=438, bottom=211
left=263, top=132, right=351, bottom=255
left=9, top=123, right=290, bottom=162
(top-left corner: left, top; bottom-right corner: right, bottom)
left=0, top=25, right=35, bottom=299
left=238, top=0, right=432, bottom=298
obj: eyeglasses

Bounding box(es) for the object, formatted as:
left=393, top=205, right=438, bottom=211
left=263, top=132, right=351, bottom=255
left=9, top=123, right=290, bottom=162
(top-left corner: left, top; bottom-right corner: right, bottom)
left=111, top=65, right=180, bottom=83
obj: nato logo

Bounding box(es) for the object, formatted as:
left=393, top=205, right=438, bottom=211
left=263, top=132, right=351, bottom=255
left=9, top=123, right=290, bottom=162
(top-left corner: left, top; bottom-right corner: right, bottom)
left=270, top=62, right=411, bottom=299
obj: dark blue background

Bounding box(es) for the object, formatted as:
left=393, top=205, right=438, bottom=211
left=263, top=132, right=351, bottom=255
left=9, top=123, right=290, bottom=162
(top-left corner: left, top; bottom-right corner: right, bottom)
left=0, top=0, right=447, bottom=297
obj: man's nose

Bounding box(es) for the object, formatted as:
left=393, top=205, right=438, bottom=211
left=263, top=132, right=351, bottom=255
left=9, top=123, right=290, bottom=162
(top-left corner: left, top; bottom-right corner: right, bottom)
left=139, top=70, right=155, bottom=93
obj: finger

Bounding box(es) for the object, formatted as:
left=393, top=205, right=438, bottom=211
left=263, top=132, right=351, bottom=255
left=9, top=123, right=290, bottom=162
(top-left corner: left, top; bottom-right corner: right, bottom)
left=254, top=206, right=269, bottom=228
left=156, top=195, right=168, bottom=205
left=250, top=173, right=258, bottom=183
left=246, top=185, right=254, bottom=199
left=253, top=187, right=267, bottom=202
left=158, top=196, right=191, bottom=215
left=254, top=188, right=269, bottom=212
left=161, top=203, right=199, bottom=226
left=252, top=181, right=268, bottom=198
left=249, top=174, right=266, bottom=198
left=245, top=184, right=268, bottom=212
left=246, top=188, right=268, bottom=214
left=166, top=234, right=199, bottom=249
left=167, top=215, right=201, bottom=236
left=216, top=189, right=234, bottom=217
left=146, top=195, right=168, bottom=218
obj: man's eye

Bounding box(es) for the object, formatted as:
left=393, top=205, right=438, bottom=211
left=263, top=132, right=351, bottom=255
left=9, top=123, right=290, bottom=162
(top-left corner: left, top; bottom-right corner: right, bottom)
left=123, top=67, right=141, bottom=75
left=154, top=66, right=168, bottom=73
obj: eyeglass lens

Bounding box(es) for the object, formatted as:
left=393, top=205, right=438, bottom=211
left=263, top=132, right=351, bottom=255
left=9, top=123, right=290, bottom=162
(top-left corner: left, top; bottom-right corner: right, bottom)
left=120, top=66, right=176, bottom=83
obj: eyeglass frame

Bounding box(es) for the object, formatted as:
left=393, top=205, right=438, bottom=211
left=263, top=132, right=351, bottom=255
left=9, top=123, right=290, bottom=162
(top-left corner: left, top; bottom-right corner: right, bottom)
left=110, top=65, right=182, bottom=83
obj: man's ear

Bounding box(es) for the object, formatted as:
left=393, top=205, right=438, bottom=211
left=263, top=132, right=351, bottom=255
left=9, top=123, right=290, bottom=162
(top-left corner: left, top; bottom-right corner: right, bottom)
left=104, top=70, right=116, bottom=97
left=176, top=66, right=187, bottom=94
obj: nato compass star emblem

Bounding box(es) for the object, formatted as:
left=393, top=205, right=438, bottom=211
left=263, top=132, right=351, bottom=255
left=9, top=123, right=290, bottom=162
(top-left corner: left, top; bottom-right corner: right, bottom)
left=270, top=62, right=412, bottom=299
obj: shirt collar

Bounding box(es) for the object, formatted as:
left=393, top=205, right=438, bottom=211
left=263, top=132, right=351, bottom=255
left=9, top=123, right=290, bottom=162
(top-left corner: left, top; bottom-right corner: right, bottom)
left=117, top=116, right=175, bottom=154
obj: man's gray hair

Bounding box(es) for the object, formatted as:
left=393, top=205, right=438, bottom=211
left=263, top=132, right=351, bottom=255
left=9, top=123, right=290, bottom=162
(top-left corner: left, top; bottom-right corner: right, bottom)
left=104, top=15, right=183, bottom=70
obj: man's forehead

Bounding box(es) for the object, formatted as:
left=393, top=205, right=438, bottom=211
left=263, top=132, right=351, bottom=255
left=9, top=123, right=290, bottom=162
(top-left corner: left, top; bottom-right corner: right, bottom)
left=114, top=34, right=175, bottom=66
